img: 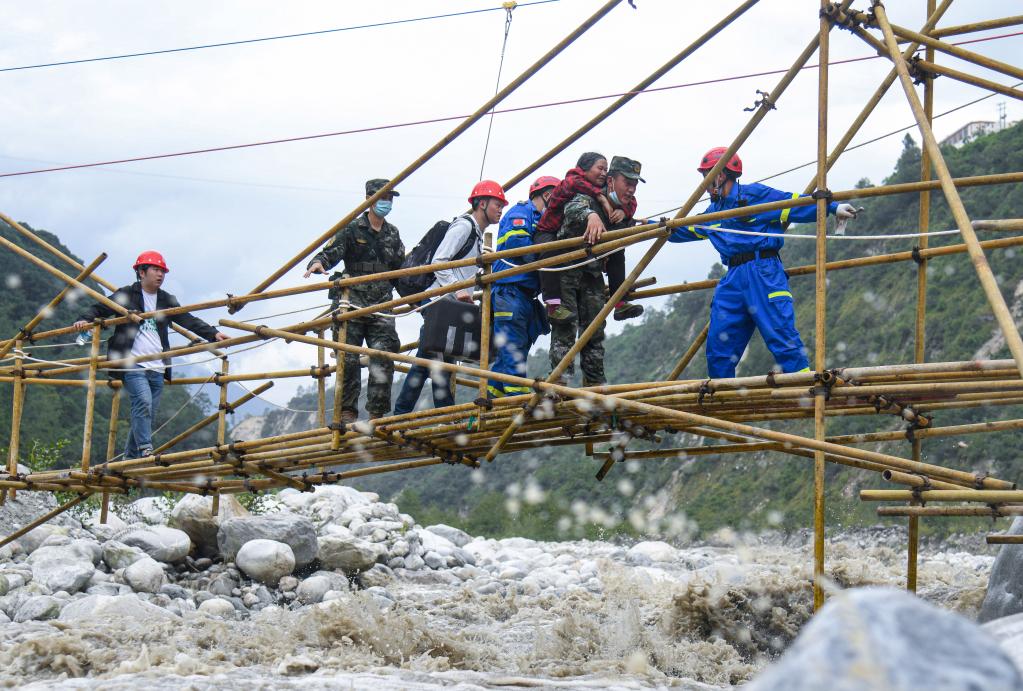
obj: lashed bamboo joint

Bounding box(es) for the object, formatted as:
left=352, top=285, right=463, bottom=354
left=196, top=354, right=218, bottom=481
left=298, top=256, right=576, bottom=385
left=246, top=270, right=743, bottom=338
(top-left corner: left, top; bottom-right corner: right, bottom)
left=1, top=1, right=1022, bottom=601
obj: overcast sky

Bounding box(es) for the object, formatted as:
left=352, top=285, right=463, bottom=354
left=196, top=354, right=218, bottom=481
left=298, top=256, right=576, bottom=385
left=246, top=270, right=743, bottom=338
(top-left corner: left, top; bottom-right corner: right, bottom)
left=3, top=0, right=1021, bottom=406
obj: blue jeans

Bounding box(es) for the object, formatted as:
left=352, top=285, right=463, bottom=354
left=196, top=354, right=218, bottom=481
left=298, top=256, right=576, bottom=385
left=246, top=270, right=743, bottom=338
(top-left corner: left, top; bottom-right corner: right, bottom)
left=393, top=324, right=455, bottom=414
left=122, top=366, right=165, bottom=458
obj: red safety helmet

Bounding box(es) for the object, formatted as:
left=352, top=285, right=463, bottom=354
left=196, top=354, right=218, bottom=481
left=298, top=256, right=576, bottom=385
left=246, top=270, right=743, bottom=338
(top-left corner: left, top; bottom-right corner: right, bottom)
left=468, top=179, right=508, bottom=205
left=529, top=175, right=561, bottom=197
left=697, top=147, right=743, bottom=177
left=133, top=250, right=169, bottom=272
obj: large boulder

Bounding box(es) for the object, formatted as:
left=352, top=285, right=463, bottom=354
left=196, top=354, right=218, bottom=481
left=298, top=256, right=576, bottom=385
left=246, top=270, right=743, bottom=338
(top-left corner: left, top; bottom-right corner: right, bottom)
left=317, top=534, right=386, bottom=574
left=746, top=587, right=1023, bottom=691
left=218, top=515, right=317, bottom=567
left=124, top=557, right=166, bottom=593
left=626, top=540, right=678, bottom=565
left=82, top=509, right=128, bottom=541
left=277, top=485, right=371, bottom=526
left=425, top=524, right=472, bottom=548
left=117, top=525, right=192, bottom=563
left=236, top=539, right=295, bottom=586
left=60, top=593, right=178, bottom=622
left=296, top=572, right=348, bottom=605
left=125, top=497, right=171, bottom=525
left=980, top=516, right=1023, bottom=623
left=13, top=595, right=62, bottom=622
left=102, top=540, right=148, bottom=571
left=168, top=494, right=249, bottom=557
left=27, top=543, right=97, bottom=595
left=15, top=524, right=69, bottom=555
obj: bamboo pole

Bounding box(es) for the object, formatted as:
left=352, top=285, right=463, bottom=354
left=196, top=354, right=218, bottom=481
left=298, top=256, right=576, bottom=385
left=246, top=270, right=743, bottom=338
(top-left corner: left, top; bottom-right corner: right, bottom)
left=80, top=324, right=102, bottom=472
left=216, top=357, right=230, bottom=447
left=100, top=390, right=120, bottom=524
left=862, top=489, right=1023, bottom=503
left=332, top=289, right=350, bottom=449
left=316, top=329, right=327, bottom=427
left=0, top=253, right=106, bottom=360
left=880, top=505, right=1023, bottom=517
left=931, top=15, right=1023, bottom=39
left=667, top=323, right=709, bottom=380
left=812, top=0, right=830, bottom=611
left=884, top=19, right=1023, bottom=82
left=241, top=0, right=625, bottom=302
left=476, top=257, right=493, bottom=419
left=6, top=341, right=25, bottom=501
left=987, top=535, right=1023, bottom=545
left=155, top=382, right=273, bottom=455
left=872, top=1, right=1023, bottom=379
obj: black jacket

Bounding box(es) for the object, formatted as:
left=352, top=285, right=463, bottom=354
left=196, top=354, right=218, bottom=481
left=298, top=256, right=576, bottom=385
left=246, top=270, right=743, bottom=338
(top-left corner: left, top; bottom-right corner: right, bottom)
left=77, top=282, right=219, bottom=381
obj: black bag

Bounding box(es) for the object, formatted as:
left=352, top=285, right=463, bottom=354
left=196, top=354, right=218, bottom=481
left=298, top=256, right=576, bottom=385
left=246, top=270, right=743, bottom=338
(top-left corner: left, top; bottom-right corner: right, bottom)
left=420, top=296, right=494, bottom=361
left=393, top=217, right=477, bottom=297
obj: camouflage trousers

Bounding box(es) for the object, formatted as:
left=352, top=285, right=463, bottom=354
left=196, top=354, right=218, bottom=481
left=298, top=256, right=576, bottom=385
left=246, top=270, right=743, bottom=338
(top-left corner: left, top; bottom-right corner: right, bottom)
left=333, top=314, right=400, bottom=416
left=549, top=268, right=606, bottom=385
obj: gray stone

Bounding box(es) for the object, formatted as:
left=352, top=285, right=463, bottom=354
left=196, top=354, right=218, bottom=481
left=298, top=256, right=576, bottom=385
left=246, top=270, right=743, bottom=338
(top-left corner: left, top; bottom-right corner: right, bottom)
left=168, top=494, right=249, bottom=557
left=0, top=574, right=8, bottom=597
left=278, top=576, right=299, bottom=592
left=425, top=524, right=472, bottom=548
left=197, top=597, right=236, bottom=618
left=218, top=514, right=317, bottom=567
left=296, top=576, right=332, bottom=605
left=423, top=551, right=445, bottom=570
left=404, top=554, right=425, bottom=571
left=86, top=583, right=121, bottom=596
left=358, top=564, right=394, bottom=589
left=82, top=510, right=128, bottom=542
left=27, top=545, right=96, bottom=595
left=124, top=557, right=166, bottom=594
left=159, top=583, right=191, bottom=600
left=118, top=526, right=192, bottom=563
left=62, top=594, right=177, bottom=623
left=102, top=540, right=148, bottom=571
left=13, top=595, right=62, bottom=622
left=236, top=539, right=295, bottom=586
left=126, top=497, right=171, bottom=525
left=208, top=573, right=237, bottom=596
left=389, top=540, right=410, bottom=558
left=387, top=557, right=405, bottom=570
left=317, top=534, right=386, bottom=574
left=746, top=587, right=1023, bottom=691
left=981, top=516, right=1023, bottom=623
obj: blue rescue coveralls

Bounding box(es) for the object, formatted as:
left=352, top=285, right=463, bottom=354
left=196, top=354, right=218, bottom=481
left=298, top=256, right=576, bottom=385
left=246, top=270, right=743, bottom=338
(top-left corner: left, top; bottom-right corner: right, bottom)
left=669, top=182, right=838, bottom=378
left=487, top=200, right=551, bottom=397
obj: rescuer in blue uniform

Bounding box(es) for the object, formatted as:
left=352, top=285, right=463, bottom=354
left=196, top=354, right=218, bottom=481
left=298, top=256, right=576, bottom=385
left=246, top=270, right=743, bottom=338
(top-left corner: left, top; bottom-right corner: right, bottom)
left=669, top=147, right=861, bottom=378
left=486, top=175, right=560, bottom=397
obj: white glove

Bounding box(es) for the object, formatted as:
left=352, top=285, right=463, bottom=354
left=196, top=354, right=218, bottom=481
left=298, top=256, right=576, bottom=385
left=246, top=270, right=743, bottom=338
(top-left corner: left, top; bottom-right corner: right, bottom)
left=836, top=203, right=859, bottom=220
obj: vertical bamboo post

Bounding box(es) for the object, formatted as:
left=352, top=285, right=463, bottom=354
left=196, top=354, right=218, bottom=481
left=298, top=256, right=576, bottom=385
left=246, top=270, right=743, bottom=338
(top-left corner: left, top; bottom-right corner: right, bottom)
left=216, top=357, right=230, bottom=444
left=812, top=0, right=831, bottom=612
left=667, top=323, right=709, bottom=380
left=476, top=239, right=494, bottom=422
left=80, top=324, right=102, bottom=472
left=908, top=0, right=937, bottom=593
left=6, top=340, right=25, bottom=502
left=873, top=1, right=1023, bottom=379
left=316, top=329, right=327, bottom=427
left=100, top=390, right=120, bottom=524
left=332, top=289, right=350, bottom=449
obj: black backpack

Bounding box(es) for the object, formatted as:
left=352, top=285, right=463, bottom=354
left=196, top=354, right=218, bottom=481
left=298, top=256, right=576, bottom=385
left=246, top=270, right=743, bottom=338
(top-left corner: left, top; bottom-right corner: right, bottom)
left=393, top=216, right=478, bottom=297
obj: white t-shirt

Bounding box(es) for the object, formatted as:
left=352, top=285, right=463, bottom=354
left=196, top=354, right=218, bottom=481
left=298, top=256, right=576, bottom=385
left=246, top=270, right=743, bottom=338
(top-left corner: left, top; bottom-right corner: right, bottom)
left=130, top=290, right=165, bottom=370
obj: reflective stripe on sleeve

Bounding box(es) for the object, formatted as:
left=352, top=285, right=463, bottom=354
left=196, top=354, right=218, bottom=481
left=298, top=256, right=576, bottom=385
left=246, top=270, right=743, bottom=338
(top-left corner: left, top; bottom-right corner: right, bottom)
left=767, top=290, right=792, bottom=300
left=778, top=192, right=800, bottom=225
left=494, top=311, right=513, bottom=317
left=496, top=229, right=530, bottom=246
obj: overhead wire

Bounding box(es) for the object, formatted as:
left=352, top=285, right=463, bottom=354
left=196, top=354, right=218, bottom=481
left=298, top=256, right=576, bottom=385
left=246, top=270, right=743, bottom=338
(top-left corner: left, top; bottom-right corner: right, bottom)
left=0, top=1, right=560, bottom=74
left=479, top=3, right=517, bottom=180
left=3, top=30, right=1019, bottom=180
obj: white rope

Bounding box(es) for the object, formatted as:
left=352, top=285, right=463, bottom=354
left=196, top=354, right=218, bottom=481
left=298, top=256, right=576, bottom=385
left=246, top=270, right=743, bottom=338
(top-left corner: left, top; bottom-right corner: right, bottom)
left=689, top=223, right=965, bottom=241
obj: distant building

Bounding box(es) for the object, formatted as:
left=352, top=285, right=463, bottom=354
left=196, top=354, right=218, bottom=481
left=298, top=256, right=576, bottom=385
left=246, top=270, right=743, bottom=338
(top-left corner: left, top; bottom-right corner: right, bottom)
left=940, top=121, right=997, bottom=148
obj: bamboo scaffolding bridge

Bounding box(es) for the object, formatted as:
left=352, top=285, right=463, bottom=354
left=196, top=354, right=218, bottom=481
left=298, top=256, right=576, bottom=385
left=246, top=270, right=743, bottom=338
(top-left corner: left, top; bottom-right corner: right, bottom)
left=3, top=0, right=1023, bottom=609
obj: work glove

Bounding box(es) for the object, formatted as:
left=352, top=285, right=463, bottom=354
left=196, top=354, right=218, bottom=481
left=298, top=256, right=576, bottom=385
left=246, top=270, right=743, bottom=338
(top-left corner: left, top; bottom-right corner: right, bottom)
left=836, top=203, right=860, bottom=220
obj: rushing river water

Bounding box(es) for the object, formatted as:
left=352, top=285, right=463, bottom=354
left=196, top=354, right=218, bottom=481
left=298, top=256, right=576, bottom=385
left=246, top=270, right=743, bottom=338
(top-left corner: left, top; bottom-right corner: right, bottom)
left=1, top=528, right=997, bottom=690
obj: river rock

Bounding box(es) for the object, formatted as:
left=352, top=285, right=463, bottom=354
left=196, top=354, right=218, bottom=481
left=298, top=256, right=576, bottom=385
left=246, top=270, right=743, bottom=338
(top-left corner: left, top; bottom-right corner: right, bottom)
left=296, top=575, right=333, bottom=605
left=358, top=564, right=394, bottom=588
left=746, top=587, right=1023, bottom=691
left=82, top=510, right=128, bottom=541
left=317, top=534, right=385, bottom=574
left=980, top=516, right=1023, bottom=623
left=277, top=485, right=371, bottom=525
left=218, top=514, right=317, bottom=567
left=102, top=540, right=148, bottom=571
left=16, top=525, right=69, bottom=555
left=168, top=494, right=249, bottom=557
left=627, top=541, right=678, bottom=565
left=425, top=524, right=472, bottom=548
left=27, top=544, right=96, bottom=594
left=124, top=557, right=166, bottom=593
left=60, top=593, right=178, bottom=622
left=118, top=525, right=192, bottom=563
left=236, top=539, right=295, bottom=586
left=198, top=597, right=236, bottom=618
left=13, top=595, right=62, bottom=622
left=423, top=551, right=445, bottom=570
left=126, top=497, right=171, bottom=525
left=418, top=529, right=457, bottom=556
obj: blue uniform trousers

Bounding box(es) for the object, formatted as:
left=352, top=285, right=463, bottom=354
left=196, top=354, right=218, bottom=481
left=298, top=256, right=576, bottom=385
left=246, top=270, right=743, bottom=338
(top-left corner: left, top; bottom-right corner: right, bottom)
left=487, top=284, right=548, bottom=397
left=707, top=255, right=809, bottom=378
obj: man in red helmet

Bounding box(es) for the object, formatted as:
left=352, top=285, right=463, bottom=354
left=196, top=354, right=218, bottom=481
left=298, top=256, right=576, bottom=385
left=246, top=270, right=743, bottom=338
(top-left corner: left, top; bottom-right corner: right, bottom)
left=669, top=147, right=860, bottom=378
left=394, top=180, right=508, bottom=413
left=73, top=252, right=228, bottom=459
left=485, top=175, right=558, bottom=397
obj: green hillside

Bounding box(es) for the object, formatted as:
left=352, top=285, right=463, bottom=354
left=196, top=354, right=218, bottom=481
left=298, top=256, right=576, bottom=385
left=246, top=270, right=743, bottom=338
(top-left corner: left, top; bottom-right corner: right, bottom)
left=0, top=221, right=214, bottom=469
left=267, top=124, right=1023, bottom=540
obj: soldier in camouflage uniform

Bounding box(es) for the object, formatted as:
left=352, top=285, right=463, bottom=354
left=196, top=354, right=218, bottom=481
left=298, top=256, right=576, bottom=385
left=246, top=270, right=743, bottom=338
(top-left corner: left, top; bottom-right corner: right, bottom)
left=305, top=179, right=405, bottom=420
left=551, top=156, right=645, bottom=385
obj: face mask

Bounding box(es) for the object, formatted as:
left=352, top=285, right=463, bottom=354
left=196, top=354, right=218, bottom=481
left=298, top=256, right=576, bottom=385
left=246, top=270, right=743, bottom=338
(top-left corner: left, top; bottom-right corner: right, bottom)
left=374, top=200, right=393, bottom=217
left=609, top=190, right=621, bottom=206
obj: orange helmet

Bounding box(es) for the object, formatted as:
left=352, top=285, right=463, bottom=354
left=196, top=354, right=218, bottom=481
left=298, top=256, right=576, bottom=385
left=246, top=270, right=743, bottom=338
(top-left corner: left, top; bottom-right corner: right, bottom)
left=529, top=175, right=560, bottom=196
left=133, top=250, right=169, bottom=272
left=697, top=147, right=743, bottom=176
left=468, top=179, right=508, bottom=205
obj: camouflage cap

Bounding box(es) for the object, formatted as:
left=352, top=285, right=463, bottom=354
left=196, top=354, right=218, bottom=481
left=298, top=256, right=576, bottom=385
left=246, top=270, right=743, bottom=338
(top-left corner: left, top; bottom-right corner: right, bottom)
left=365, top=178, right=400, bottom=196
left=608, top=156, right=645, bottom=183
